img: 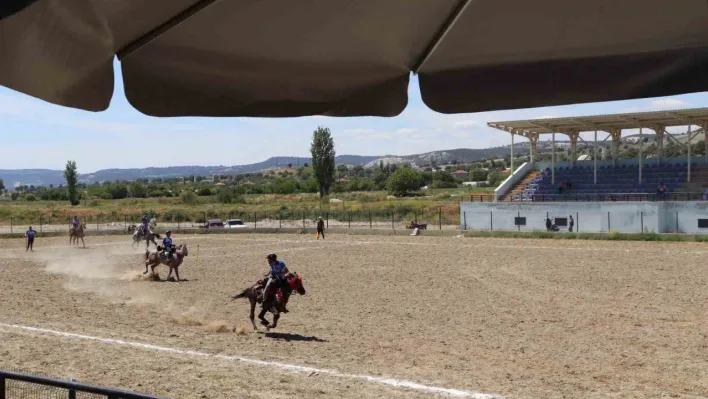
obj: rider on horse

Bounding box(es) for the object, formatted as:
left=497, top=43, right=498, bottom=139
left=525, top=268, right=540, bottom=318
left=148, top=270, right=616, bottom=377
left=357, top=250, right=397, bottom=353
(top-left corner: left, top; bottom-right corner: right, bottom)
left=71, top=216, right=80, bottom=230
left=161, top=230, right=175, bottom=264
left=262, top=253, right=290, bottom=313
left=141, top=214, right=150, bottom=235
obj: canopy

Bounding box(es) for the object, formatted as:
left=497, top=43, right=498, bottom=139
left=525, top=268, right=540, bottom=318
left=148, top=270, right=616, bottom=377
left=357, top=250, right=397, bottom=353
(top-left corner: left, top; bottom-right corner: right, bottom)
left=2, top=0, right=708, bottom=117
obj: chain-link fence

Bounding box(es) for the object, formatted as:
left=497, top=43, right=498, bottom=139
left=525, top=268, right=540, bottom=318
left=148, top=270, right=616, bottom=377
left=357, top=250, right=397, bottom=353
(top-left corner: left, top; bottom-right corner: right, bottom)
left=0, top=206, right=461, bottom=234
left=0, top=369, right=162, bottom=399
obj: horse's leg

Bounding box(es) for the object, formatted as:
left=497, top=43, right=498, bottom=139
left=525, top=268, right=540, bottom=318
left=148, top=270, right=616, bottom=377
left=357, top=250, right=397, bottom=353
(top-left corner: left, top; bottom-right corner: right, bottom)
left=143, top=260, right=149, bottom=275
left=249, top=296, right=257, bottom=330
left=174, top=266, right=180, bottom=282
left=166, top=265, right=173, bottom=280
left=257, top=307, right=270, bottom=326
left=270, top=314, right=280, bottom=330
left=80, top=236, right=85, bottom=248
left=150, top=264, right=158, bottom=277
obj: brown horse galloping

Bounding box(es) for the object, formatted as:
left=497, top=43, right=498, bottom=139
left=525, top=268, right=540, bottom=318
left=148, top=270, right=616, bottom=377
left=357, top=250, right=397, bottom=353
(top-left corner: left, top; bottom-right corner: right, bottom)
left=143, top=244, right=189, bottom=282
left=69, top=223, right=86, bottom=248
left=231, top=273, right=306, bottom=330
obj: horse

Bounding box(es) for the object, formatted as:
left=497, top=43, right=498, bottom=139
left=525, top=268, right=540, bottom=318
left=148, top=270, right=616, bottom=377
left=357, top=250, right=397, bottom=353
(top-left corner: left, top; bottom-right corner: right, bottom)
left=231, top=273, right=306, bottom=330
left=143, top=244, right=188, bottom=282
left=132, top=229, right=161, bottom=249
left=69, top=222, right=86, bottom=248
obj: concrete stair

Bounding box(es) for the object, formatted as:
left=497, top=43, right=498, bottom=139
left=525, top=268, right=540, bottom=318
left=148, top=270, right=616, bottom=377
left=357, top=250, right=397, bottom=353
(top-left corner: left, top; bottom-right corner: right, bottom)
left=502, top=170, right=540, bottom=201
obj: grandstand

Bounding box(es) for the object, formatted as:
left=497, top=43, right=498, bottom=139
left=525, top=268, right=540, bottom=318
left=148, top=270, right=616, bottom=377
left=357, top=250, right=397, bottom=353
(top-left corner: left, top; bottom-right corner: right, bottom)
left=487, top=108, right=708, bottom=202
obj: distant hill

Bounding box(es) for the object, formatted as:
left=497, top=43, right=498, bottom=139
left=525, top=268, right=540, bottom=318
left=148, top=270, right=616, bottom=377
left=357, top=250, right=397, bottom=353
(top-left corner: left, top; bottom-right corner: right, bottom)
left=0, top=146, right=527, bottom=187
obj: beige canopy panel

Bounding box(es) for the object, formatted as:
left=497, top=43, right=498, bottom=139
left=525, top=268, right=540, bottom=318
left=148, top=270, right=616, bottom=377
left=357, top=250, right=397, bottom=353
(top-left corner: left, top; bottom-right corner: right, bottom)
left=488, top=108, right=708, bottom=135
left=1, top=0, right=708, bottom=117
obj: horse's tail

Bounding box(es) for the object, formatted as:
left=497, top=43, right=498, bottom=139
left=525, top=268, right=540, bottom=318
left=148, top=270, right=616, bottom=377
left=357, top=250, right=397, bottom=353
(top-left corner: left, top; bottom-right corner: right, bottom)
left=154, top=233, right=161, bottom=239
left=231, top=288, right=250, bottom=300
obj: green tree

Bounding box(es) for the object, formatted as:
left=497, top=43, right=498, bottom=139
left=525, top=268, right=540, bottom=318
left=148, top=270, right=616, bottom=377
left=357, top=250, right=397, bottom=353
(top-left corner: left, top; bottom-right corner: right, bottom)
left=310, top=126, right=336, bottom=198
left=64, top=160, right=79, bottom=205
left=386, top=167, right=422, bottom=196
left=0, top=178, right=4, bottom=191
left=130, top=181, right=147, bottom=198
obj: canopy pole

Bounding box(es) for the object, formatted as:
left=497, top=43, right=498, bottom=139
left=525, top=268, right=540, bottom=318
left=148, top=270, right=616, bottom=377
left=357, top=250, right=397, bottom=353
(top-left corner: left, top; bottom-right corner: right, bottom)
left=638, top=127, right=643, bottom=184
left=688, top=125, right=693, bottom=183
left=551, top=132, right=556, bottom=185
left=593, top=130, right=598, bottom=185
left=118, top=0, right=221, bottom=60
left=704, top=122, right=707, bottom=165
left=510, top=132, right=515, bottom=174
left=412, top=0, right=475, bottom=73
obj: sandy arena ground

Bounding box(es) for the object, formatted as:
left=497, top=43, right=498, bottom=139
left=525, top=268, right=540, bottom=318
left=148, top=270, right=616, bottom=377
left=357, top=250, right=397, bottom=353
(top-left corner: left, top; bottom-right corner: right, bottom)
left=0, top=233, right=707, bottom=398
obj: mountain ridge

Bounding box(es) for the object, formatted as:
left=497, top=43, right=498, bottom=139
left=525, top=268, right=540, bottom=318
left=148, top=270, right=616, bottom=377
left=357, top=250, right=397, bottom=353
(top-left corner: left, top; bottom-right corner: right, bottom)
left=0, top=146, right=524, bottom=187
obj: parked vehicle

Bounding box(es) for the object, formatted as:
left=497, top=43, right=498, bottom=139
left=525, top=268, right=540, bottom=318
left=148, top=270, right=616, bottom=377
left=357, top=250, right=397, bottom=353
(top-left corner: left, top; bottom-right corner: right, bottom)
left=201, top=219, right=225, bottom=228
left=225, top=219, right=248, bottom=229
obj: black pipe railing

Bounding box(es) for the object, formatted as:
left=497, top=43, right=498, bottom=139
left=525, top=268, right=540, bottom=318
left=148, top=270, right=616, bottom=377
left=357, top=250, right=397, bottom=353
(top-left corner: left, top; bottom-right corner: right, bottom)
left=0, top=370, right=165, bottom=399
left=504, top=191, right=706, bottom=202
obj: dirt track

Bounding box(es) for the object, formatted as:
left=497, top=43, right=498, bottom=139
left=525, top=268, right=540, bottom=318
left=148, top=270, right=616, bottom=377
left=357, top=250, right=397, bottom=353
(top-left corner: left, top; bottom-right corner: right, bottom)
left=0, top=233, right=707, bottom=398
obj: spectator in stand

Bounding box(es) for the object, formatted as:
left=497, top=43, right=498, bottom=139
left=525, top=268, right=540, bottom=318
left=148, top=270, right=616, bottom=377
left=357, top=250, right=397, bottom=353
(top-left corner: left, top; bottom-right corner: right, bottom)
left=566, top=179, right=573, bottom=190
left=568, top=215, right=574, bottom=233
left=657, top=182, right=667, bottom=201
left=557, top=181, right=567, bottom=194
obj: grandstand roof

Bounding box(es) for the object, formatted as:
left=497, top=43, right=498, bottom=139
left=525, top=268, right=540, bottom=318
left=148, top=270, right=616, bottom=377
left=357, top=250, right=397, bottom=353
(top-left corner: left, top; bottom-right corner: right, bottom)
left=488, top=107, right=708, bottom=135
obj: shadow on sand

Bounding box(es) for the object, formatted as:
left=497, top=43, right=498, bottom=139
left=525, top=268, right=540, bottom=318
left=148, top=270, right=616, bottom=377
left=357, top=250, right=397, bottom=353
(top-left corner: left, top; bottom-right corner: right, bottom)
left=260, top=331, right=328, bottom=342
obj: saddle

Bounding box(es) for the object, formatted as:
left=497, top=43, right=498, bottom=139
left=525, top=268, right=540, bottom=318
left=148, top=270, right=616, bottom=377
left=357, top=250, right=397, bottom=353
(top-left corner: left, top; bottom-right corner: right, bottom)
left=256, top=279, right=286, bottom=303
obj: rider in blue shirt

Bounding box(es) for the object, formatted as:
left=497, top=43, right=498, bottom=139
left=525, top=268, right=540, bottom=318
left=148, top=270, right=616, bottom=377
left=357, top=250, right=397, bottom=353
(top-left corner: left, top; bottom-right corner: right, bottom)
left=262, top=253, right=290, bottom=311
left=161, top=230, right=175, bottom=262
left=25, top=226, right=36, bottom=252
left=141, top=214, right=150, bottom=234
left=71, top=216, right=80, bottom=229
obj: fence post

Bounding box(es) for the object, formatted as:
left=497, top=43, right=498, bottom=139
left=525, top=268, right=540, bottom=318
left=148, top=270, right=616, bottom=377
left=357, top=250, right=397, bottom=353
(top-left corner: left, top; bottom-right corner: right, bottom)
left=348, top=211, right=351, bottom=229
left=490, top=211, right=493, bottom=231
left=676, top=211, right=679, bottom=233
left=391, top=210, right=394, bottom=230
left=255, top=212, right=257, bottom=229
left=369, top=210, right=372, bottom=229
left=607, top=211, right=611, bottom=232
left=518, top=211, right=520, bottom=232
left=68, top=389, right=77, bottom=399
left=439, top=207, right=442, bottom=230
left=279, top=212, right=282, bottom=229
left=640, top=211, right=644, bottom=233
left=10, top=218, right=12, bottom=234
left=97, top=214, right=100, bottom=231
left=414, top=211, right=417, bottom=224
left=39, top=215, right=43, bottom=233
left=576, top=212, right=579, bottom=232
left=463, top=212, right=467, bottom=230
left=302, top=211, right=306, bottom=229
left=0, top=375, right=5, bottom=399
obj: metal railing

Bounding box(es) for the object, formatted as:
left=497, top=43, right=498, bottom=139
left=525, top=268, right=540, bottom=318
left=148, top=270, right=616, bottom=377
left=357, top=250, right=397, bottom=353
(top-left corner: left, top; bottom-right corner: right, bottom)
left=469, top=194, right=495, bottom=202
left=504, top=192, right=707, bottom=202
left=0, top=370, right=165, bottom=399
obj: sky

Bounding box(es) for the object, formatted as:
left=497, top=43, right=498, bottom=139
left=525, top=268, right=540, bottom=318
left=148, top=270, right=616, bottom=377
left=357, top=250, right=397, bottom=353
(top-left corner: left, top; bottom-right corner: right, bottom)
left=1, top=59, right=706, bottom=173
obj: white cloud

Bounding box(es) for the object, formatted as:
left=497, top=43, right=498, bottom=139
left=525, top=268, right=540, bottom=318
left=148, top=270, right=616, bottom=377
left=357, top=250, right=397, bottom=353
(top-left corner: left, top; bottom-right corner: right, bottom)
left=342, top=128, right=377, bottom=135
left=453, top=120, right=478, bottom=129
left=394, top=128, right=418, bottom=135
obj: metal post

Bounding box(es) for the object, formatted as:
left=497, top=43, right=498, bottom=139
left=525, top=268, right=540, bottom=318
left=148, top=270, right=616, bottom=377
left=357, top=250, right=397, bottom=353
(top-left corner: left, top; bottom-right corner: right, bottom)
left=96, top=214, right=99, bottom=231
left=68, top=390, right=77, bottom=399
left=463, top=212, right=467, bottom=230
left=369, top=210, right=372, bottom=229
left=39, top=215, right=43, bottom=233
left=302, top=211, right=305, bottom=229
left=439, top=207, right=442, bottom=230
left=638, top=127, right=643, bottom=183
left=348, top=211, right=351, bottom=229
left=517, top=211, right=520, bottom=231
left=704, top=121, right=708, bottom=165
left=490, top=211, right=493, bottom=231
left=391, top=211, right=394, bottom=230
left=688, top=125, right=692, bottom=183
left=510, top=131, right=515, bottom=173
left=594, top=130, right=598, bottom=185
left=326, top=212, right=329, bottom=228
left=254, top=212, right=257, bottom=229
left=551, top=132, right=556, bottom=185
left=676, top=211, right=679, bottom=232
left=0, top=375, right=5, bottom=399
left=10, top=218, right=12, bottom=234
left=608, top=211, right=611, bottom=231
left=576, top=212, right=579, bottom=232
left=640, top=211, right=644, bottom=233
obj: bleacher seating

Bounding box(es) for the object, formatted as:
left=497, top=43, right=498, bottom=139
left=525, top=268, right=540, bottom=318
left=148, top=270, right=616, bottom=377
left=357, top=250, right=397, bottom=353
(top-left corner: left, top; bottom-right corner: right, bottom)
left=510, top=163, right=696, bottom=201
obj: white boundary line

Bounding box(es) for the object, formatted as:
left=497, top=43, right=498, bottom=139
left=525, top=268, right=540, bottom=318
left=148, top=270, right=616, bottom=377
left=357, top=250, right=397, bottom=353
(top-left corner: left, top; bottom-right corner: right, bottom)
left=0, top=323, right=503, bottom=399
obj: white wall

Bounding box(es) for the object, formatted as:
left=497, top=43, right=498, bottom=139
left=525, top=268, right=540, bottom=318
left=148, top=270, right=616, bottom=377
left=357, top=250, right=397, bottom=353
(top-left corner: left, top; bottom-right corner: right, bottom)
left=493, top=162, right=533, bottom=201
left=460, top=201, right=669, bottom=233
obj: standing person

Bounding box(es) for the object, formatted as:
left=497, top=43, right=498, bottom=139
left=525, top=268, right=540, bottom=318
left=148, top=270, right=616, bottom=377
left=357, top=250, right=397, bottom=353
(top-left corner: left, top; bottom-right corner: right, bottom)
left=316, top=217, right=325, bottom=240
left=25, top=226, right=36, bottom=252
left=568, top=215, right=575, bottom=233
